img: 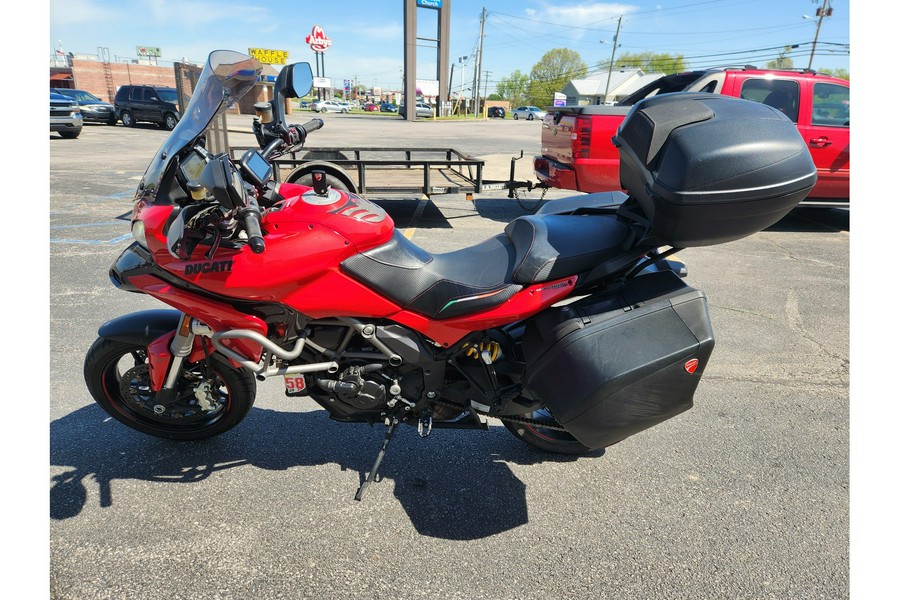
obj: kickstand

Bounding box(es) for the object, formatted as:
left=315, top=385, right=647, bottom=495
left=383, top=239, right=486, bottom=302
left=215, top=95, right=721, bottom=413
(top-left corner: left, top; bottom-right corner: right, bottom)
left=355, top=417, right=399, bottom=501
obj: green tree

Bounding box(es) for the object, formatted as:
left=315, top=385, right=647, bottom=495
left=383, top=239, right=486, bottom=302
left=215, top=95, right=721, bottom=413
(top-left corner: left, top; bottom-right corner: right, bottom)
left=529, top=48, right=588, bottom=107
left=818, top=68, right=849, bottom=81
left=767, top=46, right=795, bottom=70
left=495, top=69, right=530, bottom=107
left=612, top=51, right=685, bottom=74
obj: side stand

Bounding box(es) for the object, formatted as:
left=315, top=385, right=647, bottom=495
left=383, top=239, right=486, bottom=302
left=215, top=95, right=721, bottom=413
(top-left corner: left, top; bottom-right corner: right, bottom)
left=355, top=417, right=399, bottom=501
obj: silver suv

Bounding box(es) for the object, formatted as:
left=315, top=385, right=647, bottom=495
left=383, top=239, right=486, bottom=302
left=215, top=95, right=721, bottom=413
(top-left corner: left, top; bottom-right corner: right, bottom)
left=50, top=92, right=83, bottom=139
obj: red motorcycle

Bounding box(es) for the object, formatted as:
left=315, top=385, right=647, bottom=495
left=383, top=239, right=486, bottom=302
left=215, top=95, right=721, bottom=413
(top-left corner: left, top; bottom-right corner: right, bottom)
left=84, top=51, right=816, bottom=500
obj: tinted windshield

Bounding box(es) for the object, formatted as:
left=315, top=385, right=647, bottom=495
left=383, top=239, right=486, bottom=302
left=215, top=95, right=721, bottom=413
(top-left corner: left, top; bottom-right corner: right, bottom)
left=135, top=50, right=262, bottom=204
left=59, top=89, right=103, bottom=103
left=157, top=89, right=179, bottom=103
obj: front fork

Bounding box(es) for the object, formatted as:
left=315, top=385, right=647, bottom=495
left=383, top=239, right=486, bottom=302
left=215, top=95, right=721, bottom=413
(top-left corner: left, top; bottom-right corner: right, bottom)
left=150, top=313, right=199, bottom=407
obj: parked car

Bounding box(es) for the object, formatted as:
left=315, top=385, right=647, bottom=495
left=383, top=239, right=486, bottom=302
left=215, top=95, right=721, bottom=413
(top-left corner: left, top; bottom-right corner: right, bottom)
left=512, top=106, right=547, bottom=120
left=398, top=102, right=434, bottom=118
left=311, top=100, right=350, bottom=113
left=51, top=88, right=116, bottom=125
left=534, top=66, right=850, bottom=205
left=380, top=102, right=398, bottom=113
left=363, top=103, right=379, bottom=112
left=50, top=91, right=83, bottom=139
left=487, top=106, right=506, bottom=118
left=114, top=84, right=180, bottom=130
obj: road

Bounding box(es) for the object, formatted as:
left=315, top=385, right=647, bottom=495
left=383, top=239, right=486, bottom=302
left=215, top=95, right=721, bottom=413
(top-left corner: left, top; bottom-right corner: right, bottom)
left=47, top=113, right=849, bottom=599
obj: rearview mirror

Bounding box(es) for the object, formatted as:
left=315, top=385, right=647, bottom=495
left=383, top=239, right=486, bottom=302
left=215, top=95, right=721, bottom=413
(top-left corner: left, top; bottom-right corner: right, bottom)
left=272, top=62, right=314, bottom=126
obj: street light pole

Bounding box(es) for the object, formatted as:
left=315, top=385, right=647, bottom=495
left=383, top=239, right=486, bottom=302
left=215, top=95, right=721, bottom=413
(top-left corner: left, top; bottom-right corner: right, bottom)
left=603, top=16, right=622, bottom=104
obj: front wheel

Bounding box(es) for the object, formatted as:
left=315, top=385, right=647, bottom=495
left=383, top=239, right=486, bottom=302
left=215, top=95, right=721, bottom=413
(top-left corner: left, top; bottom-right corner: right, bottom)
left=120, top=110, right=135, bottom=127
left=513, top=113, right=519, bottom=120
left=84, top=337, right=256, bottom=440
left=502, top=407, right=593, bottom=454
left=162, top=112, right=178, bottom=130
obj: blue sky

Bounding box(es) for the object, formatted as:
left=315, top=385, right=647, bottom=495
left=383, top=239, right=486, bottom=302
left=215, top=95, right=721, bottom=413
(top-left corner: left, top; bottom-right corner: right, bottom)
left=47, top=0, right=850, bottom=93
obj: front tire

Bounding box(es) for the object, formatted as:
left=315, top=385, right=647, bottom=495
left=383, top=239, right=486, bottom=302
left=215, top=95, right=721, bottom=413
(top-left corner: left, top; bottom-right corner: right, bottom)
left=162, top=112, right=179, bottom=130
left=121, top=110, right=135, bottom=127
left=513, top=113, right=519, bottom=120
left=84, top=337, right=256, bottom=440
left=502, top=407, right=593, bottom=454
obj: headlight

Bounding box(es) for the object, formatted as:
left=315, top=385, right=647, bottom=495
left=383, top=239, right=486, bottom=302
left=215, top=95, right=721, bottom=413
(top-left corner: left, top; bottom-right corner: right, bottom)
left=132, top=221, right=148, bottom=248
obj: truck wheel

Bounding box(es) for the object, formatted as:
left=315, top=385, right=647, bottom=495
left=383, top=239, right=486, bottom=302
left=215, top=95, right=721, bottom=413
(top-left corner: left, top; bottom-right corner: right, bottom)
left=121, top=111, right=135, bottom=127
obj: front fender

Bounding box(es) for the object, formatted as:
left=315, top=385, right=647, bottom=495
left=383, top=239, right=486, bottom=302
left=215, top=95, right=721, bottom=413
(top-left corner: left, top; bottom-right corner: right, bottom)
left=97, top=309, right=182, bottom=346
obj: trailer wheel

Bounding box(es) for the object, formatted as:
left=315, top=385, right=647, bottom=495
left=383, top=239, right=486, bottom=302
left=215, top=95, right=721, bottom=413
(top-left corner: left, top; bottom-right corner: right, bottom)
left=284, top=161, right=358, bottom=194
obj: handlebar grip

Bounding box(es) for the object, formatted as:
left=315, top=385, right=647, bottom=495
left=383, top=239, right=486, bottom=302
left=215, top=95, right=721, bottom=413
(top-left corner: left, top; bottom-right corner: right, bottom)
left=240, top=206, right=266, bottom=254
left=300, top=118, right=324, bottom=134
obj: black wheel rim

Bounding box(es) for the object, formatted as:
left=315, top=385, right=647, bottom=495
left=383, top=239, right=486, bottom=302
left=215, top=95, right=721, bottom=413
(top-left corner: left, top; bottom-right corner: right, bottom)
left=100, top=347, right=232, bottom=433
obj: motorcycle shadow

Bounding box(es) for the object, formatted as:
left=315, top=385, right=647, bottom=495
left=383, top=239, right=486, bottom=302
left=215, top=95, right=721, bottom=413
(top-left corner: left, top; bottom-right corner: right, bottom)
left=50, top=404, right=601, bottom=539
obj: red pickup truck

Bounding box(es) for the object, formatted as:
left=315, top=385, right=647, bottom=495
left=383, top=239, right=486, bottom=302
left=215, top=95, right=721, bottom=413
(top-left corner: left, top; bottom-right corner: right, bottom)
left=534, top=67, right=850, bottom=206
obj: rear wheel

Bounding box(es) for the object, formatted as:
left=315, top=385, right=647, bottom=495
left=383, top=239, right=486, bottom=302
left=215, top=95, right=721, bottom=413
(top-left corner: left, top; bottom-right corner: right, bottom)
left=84, top=337, right=256, bottom=441
left=502, top=407, right=593, bottom=454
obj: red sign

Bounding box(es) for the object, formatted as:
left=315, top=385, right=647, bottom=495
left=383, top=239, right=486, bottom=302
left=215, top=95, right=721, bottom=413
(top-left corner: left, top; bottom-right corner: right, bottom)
left=306, top=26, right=332, bottom=53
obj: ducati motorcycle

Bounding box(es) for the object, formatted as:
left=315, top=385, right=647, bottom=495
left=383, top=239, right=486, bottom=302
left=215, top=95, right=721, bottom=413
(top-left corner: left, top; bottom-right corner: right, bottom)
left=84, top=51, right=816, bottom=500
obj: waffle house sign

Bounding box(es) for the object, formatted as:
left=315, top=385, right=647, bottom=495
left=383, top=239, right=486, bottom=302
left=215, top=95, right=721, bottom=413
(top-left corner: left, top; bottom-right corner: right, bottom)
left=248, top=47, right=289, bottom=65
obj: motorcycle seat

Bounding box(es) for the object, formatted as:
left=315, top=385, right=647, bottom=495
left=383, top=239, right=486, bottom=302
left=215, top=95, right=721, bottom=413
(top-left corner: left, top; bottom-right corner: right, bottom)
left=341, top=214, right=631, bottom=320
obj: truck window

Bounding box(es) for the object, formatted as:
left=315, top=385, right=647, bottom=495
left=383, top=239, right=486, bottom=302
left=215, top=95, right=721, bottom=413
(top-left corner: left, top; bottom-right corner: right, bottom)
left=686, top=73, right=725, bottom=94
left=811, top=82, right=849, bottom=127
left=740, top=79, right=800, bottom=123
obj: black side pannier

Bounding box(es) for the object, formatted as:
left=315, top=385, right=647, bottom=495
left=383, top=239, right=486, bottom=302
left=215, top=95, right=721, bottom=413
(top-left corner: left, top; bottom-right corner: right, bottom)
left=522, top=270, right=714, bottom=450
left=613, top=93, right=817, bottom=247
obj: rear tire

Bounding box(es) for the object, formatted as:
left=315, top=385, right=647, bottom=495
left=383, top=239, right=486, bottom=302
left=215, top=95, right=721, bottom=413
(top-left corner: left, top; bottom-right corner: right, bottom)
left=84, top=337, right=256, bottom=441
left=502, top=407, right=593, bottom=454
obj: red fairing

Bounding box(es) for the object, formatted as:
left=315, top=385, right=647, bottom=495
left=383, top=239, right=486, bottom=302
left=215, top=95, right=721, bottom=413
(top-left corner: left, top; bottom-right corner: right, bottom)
left=392, top=277, right=578, bottom=347
left=132, top=184, right=576, bottom=347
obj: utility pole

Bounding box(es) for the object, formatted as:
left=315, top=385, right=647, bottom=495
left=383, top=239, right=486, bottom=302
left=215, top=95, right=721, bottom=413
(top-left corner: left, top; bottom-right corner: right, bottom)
left=473, top=7, right=486, bottom=116
left=807, top=0, right=833, bottom=69
left=603, top=15, right=622, bottom=104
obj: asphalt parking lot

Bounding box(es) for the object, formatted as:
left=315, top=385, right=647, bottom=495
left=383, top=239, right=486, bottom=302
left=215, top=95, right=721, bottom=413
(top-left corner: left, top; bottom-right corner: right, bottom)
left=48, top=113, right=849, bottom=599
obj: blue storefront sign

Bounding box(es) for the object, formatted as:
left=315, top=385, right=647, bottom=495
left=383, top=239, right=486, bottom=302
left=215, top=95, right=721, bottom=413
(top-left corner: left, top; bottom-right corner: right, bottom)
left=416, top=0, right=442, bottom=8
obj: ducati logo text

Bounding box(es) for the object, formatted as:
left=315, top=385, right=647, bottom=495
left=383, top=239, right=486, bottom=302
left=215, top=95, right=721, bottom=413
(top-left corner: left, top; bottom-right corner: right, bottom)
left=184, top=260, right=234, bottom=276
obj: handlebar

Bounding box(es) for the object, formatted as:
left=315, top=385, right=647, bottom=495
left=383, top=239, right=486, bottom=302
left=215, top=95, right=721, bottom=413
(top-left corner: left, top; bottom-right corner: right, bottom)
left=298, top=118, right=324, bottom=136
left=239, top=201, right=266, bottom=254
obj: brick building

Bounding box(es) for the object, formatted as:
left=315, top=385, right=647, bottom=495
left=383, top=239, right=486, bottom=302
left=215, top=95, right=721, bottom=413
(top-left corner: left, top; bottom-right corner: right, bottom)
left=49, top=58, right=283, bottom=115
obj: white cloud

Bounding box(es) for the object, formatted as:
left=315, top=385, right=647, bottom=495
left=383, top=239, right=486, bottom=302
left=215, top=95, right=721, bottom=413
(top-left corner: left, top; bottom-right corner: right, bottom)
left=49, top=0, right=119, bottom=25
left=538, top=2, right=638, bottom=26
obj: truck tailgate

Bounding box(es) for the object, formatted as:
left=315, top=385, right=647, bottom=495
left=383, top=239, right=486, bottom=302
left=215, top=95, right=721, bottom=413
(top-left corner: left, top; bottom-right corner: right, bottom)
left=540, top=114, right=576, bottom=164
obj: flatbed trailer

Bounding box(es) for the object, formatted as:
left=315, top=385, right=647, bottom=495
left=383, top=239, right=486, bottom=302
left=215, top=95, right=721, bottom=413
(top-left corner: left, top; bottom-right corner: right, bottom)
left=228, top=145, right=540, bottom=199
